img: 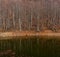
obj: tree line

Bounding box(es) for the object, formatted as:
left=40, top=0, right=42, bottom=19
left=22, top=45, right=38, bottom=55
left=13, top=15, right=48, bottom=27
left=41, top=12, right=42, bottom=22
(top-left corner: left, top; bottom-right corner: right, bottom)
left=0, top=0, right=60, bottom=32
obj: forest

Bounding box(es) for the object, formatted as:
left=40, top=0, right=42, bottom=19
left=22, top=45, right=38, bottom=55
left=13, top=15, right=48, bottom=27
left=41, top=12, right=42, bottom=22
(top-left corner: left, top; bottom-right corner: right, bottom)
left=0, top=0, right=60, bottom=32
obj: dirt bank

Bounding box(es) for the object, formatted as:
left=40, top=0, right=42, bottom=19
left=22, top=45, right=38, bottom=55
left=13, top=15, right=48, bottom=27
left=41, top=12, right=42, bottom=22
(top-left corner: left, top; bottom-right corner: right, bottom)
left=0, top=31, right=60, bottom=37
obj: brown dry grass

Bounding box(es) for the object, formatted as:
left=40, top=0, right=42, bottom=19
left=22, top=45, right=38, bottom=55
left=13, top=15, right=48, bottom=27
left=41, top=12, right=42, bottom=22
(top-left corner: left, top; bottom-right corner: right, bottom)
left=0, top=30, right=60, bottom=37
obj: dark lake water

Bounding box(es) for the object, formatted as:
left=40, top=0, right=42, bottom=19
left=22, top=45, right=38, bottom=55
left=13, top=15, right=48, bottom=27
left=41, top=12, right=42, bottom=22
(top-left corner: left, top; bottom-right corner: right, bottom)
left=0, top=36, right=60, bottom=57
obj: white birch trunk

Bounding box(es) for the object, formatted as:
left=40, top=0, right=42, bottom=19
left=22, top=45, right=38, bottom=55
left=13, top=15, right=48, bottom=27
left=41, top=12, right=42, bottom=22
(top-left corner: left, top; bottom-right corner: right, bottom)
left=19, top=6, right=22, bottom=31
left=31, top=8, right=32, bottom=30
left=13, top=12, right=15, bottom=30
left=3, top=18, right=5, bottom=31
left=37, top=15, right=40, bottom=31
left=19, top=18, right=21, bottom=31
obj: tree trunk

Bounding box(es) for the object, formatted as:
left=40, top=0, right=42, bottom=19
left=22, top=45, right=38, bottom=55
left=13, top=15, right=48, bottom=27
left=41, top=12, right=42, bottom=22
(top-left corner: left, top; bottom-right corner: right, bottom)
left=13, top=12, right=15, bottom=30
left=37, top=15, right=40, bottom=31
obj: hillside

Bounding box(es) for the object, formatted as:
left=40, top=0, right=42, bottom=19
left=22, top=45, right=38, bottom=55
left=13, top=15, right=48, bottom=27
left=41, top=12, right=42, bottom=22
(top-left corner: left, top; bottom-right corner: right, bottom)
left=0, top=0, right=60, bottom=32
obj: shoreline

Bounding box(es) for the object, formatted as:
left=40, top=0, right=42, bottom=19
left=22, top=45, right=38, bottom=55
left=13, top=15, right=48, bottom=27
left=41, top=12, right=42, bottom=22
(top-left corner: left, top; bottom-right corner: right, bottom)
left=0, top=31, right=60, bottom=40
left=0, top=31, right=60, bottom=37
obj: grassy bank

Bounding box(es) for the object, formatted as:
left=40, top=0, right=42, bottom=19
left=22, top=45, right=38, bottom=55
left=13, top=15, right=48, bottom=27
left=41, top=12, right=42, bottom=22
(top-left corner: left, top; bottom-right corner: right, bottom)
left=0, top=36, right=60, bottom=57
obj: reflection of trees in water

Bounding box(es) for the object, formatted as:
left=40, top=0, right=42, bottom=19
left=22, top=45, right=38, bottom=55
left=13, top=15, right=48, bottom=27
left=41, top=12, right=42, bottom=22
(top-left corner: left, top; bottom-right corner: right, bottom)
left=0, top=37, right=60, bottom=57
